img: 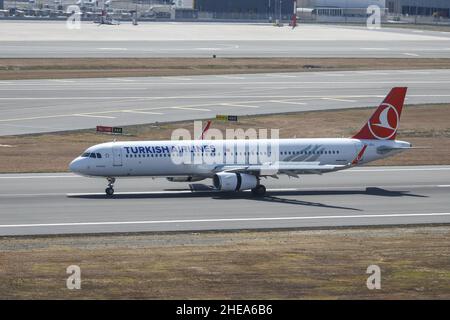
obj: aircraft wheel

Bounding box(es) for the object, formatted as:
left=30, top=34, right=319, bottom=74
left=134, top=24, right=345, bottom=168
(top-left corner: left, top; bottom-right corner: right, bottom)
left=105, top=187, right=114, bottom=196
left=251, top=185, right=266, bottom=197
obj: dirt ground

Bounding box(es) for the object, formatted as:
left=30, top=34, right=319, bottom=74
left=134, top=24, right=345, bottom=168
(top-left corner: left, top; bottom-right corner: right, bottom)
left=0, top=226, right=448, bottom=299
left=1, top=58, right=450, bottom=80
left=0, top=103, right=449, bottom=173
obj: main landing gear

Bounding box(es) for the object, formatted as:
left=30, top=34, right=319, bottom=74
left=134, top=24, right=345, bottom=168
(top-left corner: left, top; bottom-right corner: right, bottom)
left=105, top=177, right=116, bottom=196
left=251, top=184, right=266, bottom=197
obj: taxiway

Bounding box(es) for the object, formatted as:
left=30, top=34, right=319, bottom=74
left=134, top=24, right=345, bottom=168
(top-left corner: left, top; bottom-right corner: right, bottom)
left=0, top=166, right=449, bottom=236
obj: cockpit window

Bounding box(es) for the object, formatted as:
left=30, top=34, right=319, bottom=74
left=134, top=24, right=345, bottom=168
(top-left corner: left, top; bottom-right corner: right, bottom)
left=90, top=153, right=97, bottom=158
left=81, top=153, right=90, bottom=158
left=96, top=153, right=102, bottom=159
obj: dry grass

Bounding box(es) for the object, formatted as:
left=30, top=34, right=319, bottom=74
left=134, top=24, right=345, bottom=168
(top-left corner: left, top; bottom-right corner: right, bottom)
left=0, top=226, right=449, bottom=299
left=1, top=58, right=450, bottom=80
left=0, top=104, right=449, bottom=173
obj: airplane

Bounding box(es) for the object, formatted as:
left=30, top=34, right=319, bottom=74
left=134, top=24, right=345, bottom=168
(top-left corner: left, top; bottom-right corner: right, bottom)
left=69, top=87, right=412, bottom=197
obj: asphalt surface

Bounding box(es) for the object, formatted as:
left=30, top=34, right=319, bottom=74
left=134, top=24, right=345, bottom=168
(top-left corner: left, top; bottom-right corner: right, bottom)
left=0, top=166, right=449, bottom=236
left=2, top=69, right=450, bottom=136
left=2, top=22, right=450, bottom=58
left=3, top=39, right=450, bottom=58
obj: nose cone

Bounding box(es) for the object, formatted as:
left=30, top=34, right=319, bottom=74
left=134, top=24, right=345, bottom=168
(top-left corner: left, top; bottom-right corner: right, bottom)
left=69, top=158, right=82, bottom=174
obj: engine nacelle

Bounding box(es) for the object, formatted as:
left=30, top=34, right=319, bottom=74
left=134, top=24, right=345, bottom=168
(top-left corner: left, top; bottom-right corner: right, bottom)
left=213, top=172, right=258, bottom=191
left=166, top=176, right=205, bottom=182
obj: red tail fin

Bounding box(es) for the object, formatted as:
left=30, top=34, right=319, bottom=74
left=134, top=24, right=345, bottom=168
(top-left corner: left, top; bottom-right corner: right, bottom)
left=352, top=87, right=407, bottom=140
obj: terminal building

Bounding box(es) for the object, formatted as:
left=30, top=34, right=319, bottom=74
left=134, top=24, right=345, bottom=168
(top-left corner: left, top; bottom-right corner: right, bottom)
left=194, top=0, right=295, bottom=19
left=297, top=0, right=450, bottom=17
left=386, top=0, right=450, bottom=17
left=297, top=0, right=386, bottom=16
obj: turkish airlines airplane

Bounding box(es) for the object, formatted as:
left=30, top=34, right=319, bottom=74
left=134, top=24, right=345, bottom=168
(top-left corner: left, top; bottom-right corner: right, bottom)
left=69, top=87, right=411, bottom=196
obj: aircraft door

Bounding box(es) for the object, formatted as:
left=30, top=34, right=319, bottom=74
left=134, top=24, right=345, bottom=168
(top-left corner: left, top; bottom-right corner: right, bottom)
left=112, top=145, right=123, bottom=166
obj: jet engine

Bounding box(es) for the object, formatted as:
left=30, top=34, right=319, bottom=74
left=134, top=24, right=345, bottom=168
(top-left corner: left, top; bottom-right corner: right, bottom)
left=213, top=172, right=258, bottom=191
left=166, top=176, right=205, bottom=182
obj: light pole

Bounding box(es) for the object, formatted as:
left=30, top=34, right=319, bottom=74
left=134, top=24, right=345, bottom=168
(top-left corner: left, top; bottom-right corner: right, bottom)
left=279, top=0, right=282, bottom=23
left=344, top=0, right=347, bottom=24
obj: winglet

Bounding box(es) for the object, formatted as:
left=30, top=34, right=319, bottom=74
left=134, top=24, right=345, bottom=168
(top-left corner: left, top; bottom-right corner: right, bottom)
left=353, top=87, right=407, bottom=140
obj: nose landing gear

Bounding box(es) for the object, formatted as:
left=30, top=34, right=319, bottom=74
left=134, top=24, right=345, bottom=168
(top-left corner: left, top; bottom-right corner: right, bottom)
left=105, top=177, right=116, bottom=196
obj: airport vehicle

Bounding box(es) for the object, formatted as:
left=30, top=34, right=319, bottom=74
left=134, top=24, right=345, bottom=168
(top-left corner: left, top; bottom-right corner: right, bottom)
left=94, top=9, right=120, bottom=25
left=69, top=87, right=412, bottom=196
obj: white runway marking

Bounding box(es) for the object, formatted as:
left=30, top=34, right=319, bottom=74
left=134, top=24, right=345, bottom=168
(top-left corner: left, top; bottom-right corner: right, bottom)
left=270, top=100, right=307, bottom=106
left=73, top=114, right=116, bottom=119
left=121, top=110, right=164, bottom=115
left=220, top=103, right=260, bottom=108
left=360, top=48, right=390, bottom=51
left=1, top=212, right=449, bottom=229
left=321, top=97, right=357, bottom=103
left=98, top=48, right=128, bottom=51
left=172, top=106, right=212, bottom=112
left=403, top=53, right=420, bottom=57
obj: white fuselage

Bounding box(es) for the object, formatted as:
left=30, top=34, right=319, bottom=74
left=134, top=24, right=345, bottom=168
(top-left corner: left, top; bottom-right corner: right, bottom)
left=69, top=138, right=410, bottom=178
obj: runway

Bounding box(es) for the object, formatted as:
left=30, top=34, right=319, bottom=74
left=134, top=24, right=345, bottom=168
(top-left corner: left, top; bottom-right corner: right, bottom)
left=2, top=69, right=450, bottom=136
left=1, top=166, right=449, bottom=236
left=3, top=39, right=450, bottom=58
left=1, top=22, right=450, bottom=58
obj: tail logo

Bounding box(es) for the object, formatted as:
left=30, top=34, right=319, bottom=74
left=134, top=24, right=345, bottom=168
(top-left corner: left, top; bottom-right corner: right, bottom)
left=368, top=103, right=399, bottom=140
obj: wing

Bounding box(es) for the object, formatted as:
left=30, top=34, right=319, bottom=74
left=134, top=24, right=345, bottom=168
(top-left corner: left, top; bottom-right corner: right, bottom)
left=213, top=161, right=350, bottom=177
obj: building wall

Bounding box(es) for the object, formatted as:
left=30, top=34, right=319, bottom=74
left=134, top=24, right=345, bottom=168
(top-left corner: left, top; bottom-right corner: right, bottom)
left=297, top=0, right=386, bottom=17
left=194, top=0, right=295, bottom=15
left=297, top=0, right=385, bottom=9
left=386, top=0, right=450, bottom=17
